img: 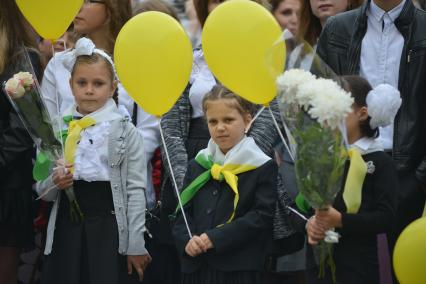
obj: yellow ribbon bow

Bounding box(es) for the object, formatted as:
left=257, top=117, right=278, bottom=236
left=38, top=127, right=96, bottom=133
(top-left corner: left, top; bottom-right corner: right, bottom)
left=343, top=148, right=368, bottom=214
left=210, top=163, right=256, bottom=223
left=64, top=117, right=96, bottom=173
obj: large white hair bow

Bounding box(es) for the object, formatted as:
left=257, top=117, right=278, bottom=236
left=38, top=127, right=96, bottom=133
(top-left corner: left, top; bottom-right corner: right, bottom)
left=62, top=37, right=116, bottom=76
left=366, top=84, right=402, bottom=129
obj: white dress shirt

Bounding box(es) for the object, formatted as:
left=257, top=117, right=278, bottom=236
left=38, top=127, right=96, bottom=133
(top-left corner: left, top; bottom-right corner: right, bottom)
left=74, top=121, right=111, bottom=182
left=359, top=0, right=406, bottom=150
left=189, top=48, right=216, bottom=118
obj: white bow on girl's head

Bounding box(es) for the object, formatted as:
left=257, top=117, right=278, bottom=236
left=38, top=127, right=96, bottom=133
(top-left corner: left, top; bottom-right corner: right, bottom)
left=62, top=37, right=116, bottom=77
left=366, top=84, right=402, bottom=129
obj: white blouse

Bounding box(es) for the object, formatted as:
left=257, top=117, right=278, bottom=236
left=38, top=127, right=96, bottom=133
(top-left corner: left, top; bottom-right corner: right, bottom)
left=73, top=121, right=111, bottom=182
left=189, top=48, right=217, bottom=118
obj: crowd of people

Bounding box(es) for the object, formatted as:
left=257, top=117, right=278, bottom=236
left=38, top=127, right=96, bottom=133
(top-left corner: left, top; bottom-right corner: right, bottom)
left=1, top=0, right=426, bottom=284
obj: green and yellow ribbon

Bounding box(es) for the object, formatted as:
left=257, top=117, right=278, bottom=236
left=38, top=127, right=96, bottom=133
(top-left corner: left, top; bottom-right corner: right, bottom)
left=295, top=148, right=367, bottom=214
left=64, top=117, right=96, bottom=173
left=175, top=154, right=256, bottom=224
left=33, top=115, right=74, bottom=181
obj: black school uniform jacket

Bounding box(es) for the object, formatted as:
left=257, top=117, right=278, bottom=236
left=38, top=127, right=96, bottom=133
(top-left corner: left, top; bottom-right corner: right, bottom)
left=173, top=159, right=278, bottom=273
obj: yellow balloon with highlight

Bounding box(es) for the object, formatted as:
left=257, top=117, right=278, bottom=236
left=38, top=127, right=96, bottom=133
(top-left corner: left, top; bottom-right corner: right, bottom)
left=16, top=0, right=83, bottom=41
left=202, top=0, right=285, bottom=105
left=114, top=12, right=193, bottom=117
left=393, top=217, right=426, bottom=284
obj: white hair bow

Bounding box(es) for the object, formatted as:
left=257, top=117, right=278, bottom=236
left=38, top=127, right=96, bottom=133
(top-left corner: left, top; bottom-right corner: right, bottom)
left=62, top=37, right=116, bottom=76
left=366, top=84, right=402, bottom=129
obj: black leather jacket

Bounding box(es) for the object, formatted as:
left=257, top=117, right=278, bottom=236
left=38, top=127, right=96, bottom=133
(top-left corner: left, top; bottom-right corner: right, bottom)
left=0, top=51, right=40, bottom=193
left=316, top=0, right=426, bottom=185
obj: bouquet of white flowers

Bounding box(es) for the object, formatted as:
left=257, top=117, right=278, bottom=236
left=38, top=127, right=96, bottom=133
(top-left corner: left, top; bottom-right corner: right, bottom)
left=277, top=69, right=353, bottom=281
left=3, top=68, right=84, bottom=222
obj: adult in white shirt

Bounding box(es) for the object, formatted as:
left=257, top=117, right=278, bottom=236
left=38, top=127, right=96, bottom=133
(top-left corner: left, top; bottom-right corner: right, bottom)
left=316, top=0, right=426, bottom=256
left=41, top=0, right=160, bottom=209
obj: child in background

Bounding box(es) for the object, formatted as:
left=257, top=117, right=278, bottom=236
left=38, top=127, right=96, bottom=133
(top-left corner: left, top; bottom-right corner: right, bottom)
left=37, top=38, right=150, bottom=284
left=305, top=75, right=400, bottom=284
left=173, top=85, right=277, bottom=284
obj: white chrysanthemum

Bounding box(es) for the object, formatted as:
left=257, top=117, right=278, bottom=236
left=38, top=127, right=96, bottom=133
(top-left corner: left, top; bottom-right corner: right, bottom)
left=307, top=78, right=353, bottom=129
left=276, top=69, right=316, bottom=104
left=5, top=77, right=26, bottom=99
left=13, top=72, right=34, bottom=87
left=296, top=78, right=322, bottom=110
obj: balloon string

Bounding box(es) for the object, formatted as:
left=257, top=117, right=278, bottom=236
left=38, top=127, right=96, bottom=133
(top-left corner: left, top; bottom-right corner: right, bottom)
left=159, top=118, right=193, bottom=238
left=267, top=107, right=295, bottom=162
left=287, top=206, right=308, bottom=221
left=245, top=106, right=265, bottom=133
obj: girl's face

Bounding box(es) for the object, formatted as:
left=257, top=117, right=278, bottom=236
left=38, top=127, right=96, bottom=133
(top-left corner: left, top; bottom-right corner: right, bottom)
left=74, top=1, right=108, bottom=35
left=205, top=99, right=252, bottom=154
left=70, top=60, right=117, bottom=115
left=345, top=105, right=368, bottom=144
left=309, top=0, right=348, bottom=25
left=274, top=0, right=300, bottom=35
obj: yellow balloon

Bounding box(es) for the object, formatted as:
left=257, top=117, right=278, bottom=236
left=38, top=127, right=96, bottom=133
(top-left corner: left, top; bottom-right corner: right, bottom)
left=114, top=12, right=193, bottom=117
left=202, top=0, right=285, bottom=105
left=16, top=0, right=83, bottom=41
left=393, top=217, right=426, bottom=284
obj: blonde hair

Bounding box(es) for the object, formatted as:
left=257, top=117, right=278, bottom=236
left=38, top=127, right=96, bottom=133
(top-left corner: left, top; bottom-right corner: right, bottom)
left=202, top=85, right=255, bottom=116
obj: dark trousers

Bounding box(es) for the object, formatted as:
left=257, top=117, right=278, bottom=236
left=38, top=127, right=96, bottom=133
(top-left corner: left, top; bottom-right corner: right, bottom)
left=388, top=170, right=425, bottom=252
left=388, top=170, right=425, bottom=284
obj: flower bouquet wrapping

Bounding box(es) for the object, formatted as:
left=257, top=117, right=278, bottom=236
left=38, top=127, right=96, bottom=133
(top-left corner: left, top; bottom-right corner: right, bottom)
left=276, top=69, right=353, bottom=281
left=3, top=64, right=84, bottom=222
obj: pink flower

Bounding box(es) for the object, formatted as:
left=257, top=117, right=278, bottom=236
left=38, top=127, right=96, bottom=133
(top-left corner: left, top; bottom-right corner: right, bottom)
left=5, top=77, right=25, bottom=99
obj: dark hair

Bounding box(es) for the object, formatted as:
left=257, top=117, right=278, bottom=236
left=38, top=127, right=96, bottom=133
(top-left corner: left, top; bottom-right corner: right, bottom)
left=133, top=0, right=180, bottom=21
left=75, top=0, right=132, bottom=53
left=202, top=85, right=255, bottom=116
left=194, top=0, right=271, bottom=27
left=70, top=52, right=118, bottom=103
left=341, top=75, right=379, bottom=138
left=298, top=0, right=363, bottom=45
left=269, top=0, right=286, bottom=12
left=0, top=0, right=37, bottom=73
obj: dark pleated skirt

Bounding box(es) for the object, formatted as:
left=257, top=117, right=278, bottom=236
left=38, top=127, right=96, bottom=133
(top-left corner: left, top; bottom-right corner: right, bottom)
left=182, top=264, right=261, bottom=284
left=0, top=188, right=34, bottom=249
left=42, top=180, right=140, bottom=284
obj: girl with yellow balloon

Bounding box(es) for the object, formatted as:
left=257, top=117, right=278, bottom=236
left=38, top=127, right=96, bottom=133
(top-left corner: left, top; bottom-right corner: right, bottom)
left=136, top=0, right=291, bottom=283
left=38, top=0, right=162, bottom=214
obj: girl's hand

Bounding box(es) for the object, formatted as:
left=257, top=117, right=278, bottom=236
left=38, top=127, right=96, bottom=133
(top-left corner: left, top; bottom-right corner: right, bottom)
left=315, top=207, right=342, bottom=229
left=185, top=235, right=207, bottom=257
left=200, top=233, right=214, bottom=250
left=306, top=216, right=326, bottom=245
left=127, top=254, right=152, bottom=282
left=52, top=163, right=73, bottom=190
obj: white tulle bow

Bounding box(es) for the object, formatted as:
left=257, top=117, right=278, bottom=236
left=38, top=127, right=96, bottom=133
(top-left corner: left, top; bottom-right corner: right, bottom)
left=366, top=84, right=402, bottom=129
left=62, top=37, right=115, bottom=76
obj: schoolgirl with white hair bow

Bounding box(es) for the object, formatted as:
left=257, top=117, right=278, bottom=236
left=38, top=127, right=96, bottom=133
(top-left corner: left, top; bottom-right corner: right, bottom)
left=37, top=38, right=151, bottom=284
left=305, top=75, right=401, bottom=283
